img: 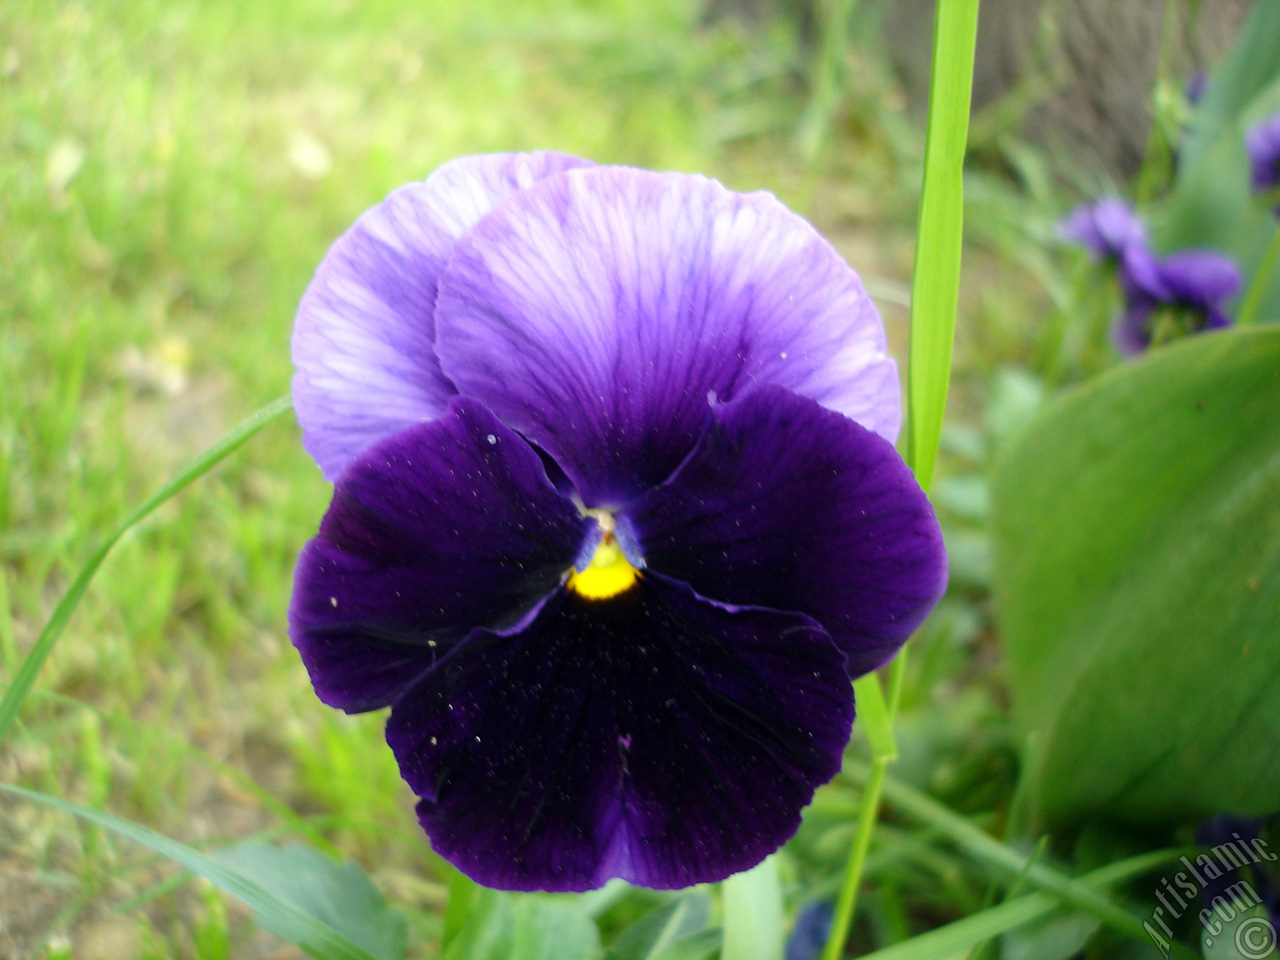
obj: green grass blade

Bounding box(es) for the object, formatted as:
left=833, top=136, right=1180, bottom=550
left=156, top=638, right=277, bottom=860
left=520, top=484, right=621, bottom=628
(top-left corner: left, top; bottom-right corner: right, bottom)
left=845, top=763, right=1198, bottom=958
left=0, top=782, right=382, bottom=960
left=903, top=0, right=980, bottom=492
left=0, top=395, right=292, bottom=745
left=856, top=849, right=1185, bottom=960
left=822, top=3, right=979, bottom=957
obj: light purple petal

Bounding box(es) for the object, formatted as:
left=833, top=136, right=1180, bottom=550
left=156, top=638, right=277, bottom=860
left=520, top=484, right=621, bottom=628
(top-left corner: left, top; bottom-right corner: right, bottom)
left=288, top=398, right=594, bottom=712
left=292, top=151, right=594, bottom=479
left=623, top=385, right=946, bottom=678
left=1059, top=199, right=1147, bottom=262
left=434, top=165, right=898, bottom=507
left=386, top=576, right=853, bottom=891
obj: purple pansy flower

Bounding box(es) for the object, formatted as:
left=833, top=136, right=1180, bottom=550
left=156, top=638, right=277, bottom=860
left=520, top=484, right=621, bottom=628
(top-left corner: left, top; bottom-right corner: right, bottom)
left=1059, top=199, right=1148, bottom=265
left=1113, top=246, right=1241, bottom=355
left=1246, top=111, right=1280, bottom=214
left=288, top=152, right=947, bottom=892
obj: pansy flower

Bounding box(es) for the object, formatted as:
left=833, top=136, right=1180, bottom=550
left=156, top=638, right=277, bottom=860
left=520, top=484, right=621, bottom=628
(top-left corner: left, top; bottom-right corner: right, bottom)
left=1113, top=246, right=1241, bottom=355
left=1246, top=111, right=1280, bottom=215
left=288, top=152, right=947, bottom=892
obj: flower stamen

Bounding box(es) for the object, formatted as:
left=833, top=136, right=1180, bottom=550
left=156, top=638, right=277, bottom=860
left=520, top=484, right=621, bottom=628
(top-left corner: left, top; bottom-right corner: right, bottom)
left=569, top=531, right=640, bottom=600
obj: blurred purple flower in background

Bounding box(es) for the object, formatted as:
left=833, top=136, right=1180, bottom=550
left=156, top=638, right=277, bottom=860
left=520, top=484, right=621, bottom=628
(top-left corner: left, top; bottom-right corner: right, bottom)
left=1059, top=198, right=1149, bottom=265
left=1113, top=247, right=1241, bottom=355
left=1185, top=70, right=1208, bottom=106
left=287, top=153, right=947, bottom=891
left=1247, top=111, right=1280, bottom=215
left=785, top=900, right=835, bottom=960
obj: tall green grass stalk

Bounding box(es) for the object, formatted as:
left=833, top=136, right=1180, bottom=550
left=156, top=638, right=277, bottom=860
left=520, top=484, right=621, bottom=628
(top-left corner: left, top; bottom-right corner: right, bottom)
left=821, top=1, right=979, bottom=956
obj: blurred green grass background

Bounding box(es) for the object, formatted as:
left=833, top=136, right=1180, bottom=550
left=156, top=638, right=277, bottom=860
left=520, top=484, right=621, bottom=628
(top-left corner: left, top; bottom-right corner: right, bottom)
left=0, top=0, right=1053, bottom=956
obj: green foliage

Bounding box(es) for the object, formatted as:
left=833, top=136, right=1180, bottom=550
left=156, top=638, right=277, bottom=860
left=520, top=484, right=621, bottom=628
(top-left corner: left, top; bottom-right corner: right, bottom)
left=992, top=328, right=1280, bottom=827
left=608, top=892, right=712, bottom=960
left=441, top=887, right=602, bottom=960
left=0, top=396, right=291, bottom=744
left=209, top=842, right=408, bottom=960
left=1161, top=1, right=1280, bottom=324
left=722, top=856, right=784, bottom=960
left=0, top=783, right=392, bottom=960
left=852, top=850, right=1188, bottom=960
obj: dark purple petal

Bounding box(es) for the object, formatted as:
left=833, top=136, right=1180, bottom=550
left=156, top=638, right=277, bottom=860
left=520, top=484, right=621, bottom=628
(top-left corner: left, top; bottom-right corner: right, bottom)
left=1113, top=247, right=1241, bottom=355
left=1111, top=300, right=1156, bottom=356
left=622, top=385, right=946, bottom=678
left=1246, top=111, right=1280, bottom=195
left=434, top=165, right=898, bottom=507
left=386, top=576, right=854, bottom=891
left=289, top=398, right=594, bottom=712
left=292, top=152, right=593, bottom=479
left=1158, top=249, right=1242, bottom=307
left=1059, top=199, right=1148, bottom=262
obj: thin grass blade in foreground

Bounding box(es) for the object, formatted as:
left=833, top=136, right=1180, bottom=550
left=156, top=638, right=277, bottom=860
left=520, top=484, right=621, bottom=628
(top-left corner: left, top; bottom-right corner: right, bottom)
left=0, top=395, right=293, bottom=745
left=822, top=1, right=979, bottom=956
left=0, top=782, right=384, bottom=960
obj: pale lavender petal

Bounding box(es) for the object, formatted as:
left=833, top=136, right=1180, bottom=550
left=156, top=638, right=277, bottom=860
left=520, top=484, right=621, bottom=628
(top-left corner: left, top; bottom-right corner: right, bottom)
left=434, top=166, right=898, bottom=507
left=292, top=152, right=594, bottom=479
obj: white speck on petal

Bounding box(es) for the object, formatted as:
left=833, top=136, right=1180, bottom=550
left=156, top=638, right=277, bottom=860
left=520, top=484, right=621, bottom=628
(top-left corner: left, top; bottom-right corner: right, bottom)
left=329, top=596, right=337, bottom=607
left=486, top=434, right=497, bottom=444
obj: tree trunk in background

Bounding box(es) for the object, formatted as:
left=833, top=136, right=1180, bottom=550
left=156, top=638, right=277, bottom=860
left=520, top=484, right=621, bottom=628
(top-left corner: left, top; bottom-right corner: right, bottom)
left=704, top=0, right=1252, bottom=178
left=881, top=0, right=1250, bottom=177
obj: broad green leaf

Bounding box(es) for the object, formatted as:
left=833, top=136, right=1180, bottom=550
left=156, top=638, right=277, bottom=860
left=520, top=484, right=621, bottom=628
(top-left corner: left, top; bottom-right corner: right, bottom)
left=0, top=395, right=292, bottom=745
left=722, top=856, right=784, bottom=960
left=442, top=888, right=601, bottom=960
left=611, top=893, right=710, bottom=960
left=991, top=328, right=1280, bottom=827
left=0, top=783, right=383, bottom=960
left=209, top=842, right=406, bottom=960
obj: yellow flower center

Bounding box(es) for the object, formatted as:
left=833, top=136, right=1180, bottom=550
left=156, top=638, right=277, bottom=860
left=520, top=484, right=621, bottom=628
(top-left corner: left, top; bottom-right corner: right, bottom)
left=568, top=514, right=640, bottom=600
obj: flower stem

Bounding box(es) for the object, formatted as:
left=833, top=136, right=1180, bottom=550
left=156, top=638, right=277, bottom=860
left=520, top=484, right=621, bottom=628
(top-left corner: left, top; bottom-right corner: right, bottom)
left=820, top=740, right=891, bottom=960
left=1236, top=221, right=1280, bottom=328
